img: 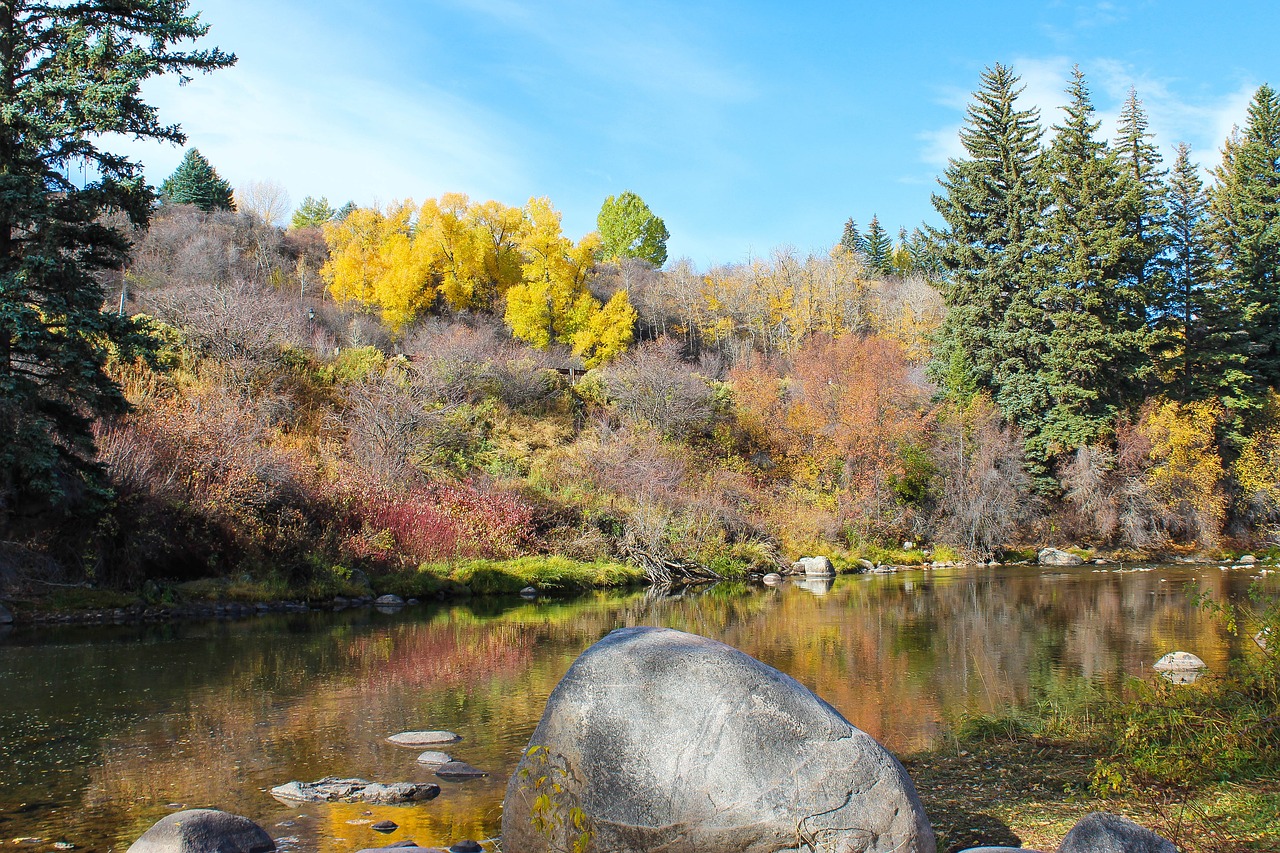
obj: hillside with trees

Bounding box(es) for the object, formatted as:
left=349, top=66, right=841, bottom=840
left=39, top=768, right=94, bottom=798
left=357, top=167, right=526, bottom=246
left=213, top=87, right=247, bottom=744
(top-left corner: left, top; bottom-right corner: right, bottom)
left=1, top=55, right=1279, bottom=595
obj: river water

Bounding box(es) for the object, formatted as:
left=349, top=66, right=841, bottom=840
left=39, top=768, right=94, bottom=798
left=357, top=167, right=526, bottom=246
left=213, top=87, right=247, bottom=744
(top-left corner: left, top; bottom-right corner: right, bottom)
left=0, top=563, right=1271, bottom=852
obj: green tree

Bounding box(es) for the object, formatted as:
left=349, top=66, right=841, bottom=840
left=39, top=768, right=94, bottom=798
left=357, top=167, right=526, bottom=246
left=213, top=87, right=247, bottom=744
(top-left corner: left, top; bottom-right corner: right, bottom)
left=160, top=148, right=233, bottom=211
left=291, top=195, right=336, bottom=230
left=1115, top=89, right=1168, bottom=316
left=0, top=2, right=234, bottom=523
left=839, top=217, right=865, bottom=254
left=929, top=63, right=1045, bottom=404
left=864, top=215, right=893, bottom=276
left=1211, top=84, right=1280, bottom=414
left=597, top=191, right=669, bottom=267
left=1024, top=67, right=1148, bottom=469
left=1157, top=143, right=1246, bottom=406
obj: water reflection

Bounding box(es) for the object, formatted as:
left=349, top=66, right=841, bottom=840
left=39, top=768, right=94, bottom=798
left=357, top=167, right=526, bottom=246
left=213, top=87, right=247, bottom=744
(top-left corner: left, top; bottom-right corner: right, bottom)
left=0, top=565, right=1271, bottom=852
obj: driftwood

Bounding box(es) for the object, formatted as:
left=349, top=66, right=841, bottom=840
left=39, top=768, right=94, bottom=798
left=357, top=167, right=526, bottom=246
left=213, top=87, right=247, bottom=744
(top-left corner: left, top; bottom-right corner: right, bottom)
left=618, top=528, right=721, bottom=585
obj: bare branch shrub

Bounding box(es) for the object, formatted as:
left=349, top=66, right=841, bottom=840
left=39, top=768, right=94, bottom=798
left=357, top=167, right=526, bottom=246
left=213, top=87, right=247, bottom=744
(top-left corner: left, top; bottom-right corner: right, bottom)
left=598, top=337, right=716, bottom=439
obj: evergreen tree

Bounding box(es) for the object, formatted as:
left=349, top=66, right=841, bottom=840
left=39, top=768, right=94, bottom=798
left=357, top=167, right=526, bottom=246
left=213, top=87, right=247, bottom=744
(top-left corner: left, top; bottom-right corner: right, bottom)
left=0, top=2, right=234, bottom=523
left=161, top=148, right=234, bottom=211
left=839, top=217, right=866, bottom=254
left=929, top=63, right=1045, bottom=403
left=335, top=201, right=357, bottom=221
left=905, top=227, right=943, bottom=279
left=890, top=226, right=914, bottom=276
left=1023, top=67, right=1148, bottom=469
left=1115, top=89, right=1169, bottom=335
left=864, top=215, right=893, bottom=275
left=291, top=195, right=337, bottom=230
left=1211, top=84, right=1280, bottom=412
left=1158, top=143, right=1245, bottom=404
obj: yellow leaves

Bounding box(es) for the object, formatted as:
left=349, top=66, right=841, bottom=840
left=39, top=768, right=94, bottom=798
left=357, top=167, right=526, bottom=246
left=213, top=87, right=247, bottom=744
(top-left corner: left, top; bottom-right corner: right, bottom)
left=1139, top=398, right=1228, bottom=543
left=1232, top=395, right=1280, bottom=518
left=321, top=202, right=436, bottom=331
left=574, top=290, right=638, bottom=368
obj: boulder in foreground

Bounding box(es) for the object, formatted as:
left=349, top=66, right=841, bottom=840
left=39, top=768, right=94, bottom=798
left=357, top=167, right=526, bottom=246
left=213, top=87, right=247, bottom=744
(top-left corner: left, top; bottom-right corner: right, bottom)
left=502, top=626, right=934, bottom=853
left=1057, top=812, right=1176, bottom=853
left=127, top=809, right=274, bottom=853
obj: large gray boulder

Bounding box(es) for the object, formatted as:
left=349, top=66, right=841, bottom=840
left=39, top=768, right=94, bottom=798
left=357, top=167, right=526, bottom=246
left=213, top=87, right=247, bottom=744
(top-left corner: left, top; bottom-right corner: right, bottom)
left=269, top=778, right=439, bottom=804
left=128, top=809, right=274, bottom=853
left=502, top=627, right=934, bottom=853
left=793, top=555, right=836, bottom=576
left=1039, top=548, right=1084, bottom=566
left=1057, top=812, right=1176, bottom=853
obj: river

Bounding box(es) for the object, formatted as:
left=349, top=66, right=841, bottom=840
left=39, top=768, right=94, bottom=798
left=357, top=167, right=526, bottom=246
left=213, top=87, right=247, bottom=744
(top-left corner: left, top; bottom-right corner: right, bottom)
left=0, top=563, right=1271, bottom=852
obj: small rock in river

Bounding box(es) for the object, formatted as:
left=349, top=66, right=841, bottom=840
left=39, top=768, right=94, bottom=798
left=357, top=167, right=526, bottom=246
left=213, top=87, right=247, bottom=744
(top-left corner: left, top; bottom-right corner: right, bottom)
left=387, top=730, right=461, bottom=746
left=434, top=761, right=487, bottom=780
left=416, top=751, right=452, bottom=765
left=374, top=594, right=405, bottom=607
left=271, top=778, right=440, bottom=805
left=371, top=821, right=398, bottom=833
left=127, top=809, right=275, bottom=853
left=449, top=842, right=483, bottom=853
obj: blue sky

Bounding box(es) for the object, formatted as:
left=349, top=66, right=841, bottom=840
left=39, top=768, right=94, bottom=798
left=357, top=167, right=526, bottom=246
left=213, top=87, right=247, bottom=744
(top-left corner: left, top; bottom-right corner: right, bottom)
left=116, top=0, right=1278, bottom=267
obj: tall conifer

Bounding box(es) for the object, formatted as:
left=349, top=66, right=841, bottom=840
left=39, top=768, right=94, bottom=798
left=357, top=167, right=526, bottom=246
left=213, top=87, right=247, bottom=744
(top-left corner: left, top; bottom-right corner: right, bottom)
left=865, top=215, right=893, bottom=275
left=929, top=64, right=1045, bottom=402
left=1211, top=84, right=1280, bottom=410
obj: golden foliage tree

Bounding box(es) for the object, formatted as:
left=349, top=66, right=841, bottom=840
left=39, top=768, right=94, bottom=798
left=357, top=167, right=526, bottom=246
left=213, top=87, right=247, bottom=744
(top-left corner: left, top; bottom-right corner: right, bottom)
left=1139, top=399, right=1227, bottom=545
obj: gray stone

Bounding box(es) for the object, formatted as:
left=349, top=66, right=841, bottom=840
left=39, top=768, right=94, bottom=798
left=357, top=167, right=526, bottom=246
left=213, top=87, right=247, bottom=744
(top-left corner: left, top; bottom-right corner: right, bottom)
left=795, top=555, right=835, bottom=576
left=415, top=751, right=453, bottom=765
left=502, top=627, right=934, bottom=853
left=0, top=603, right=13, bottom=624
left=387, top=730, right=461, bottom=746
left=374, top=594, right=405, bottom=607
left=1057, top=812, right=1176, bottom=853
left=1153, top=651, right=1206, bottom=672
left=434, top=761, right=487, bottom=780
left=519, top=586, right=538, bottom=598
left=1239, top=554, right=1257, bottom=565
left=269, top=778, right=439, bottom=805
left=448, top=842, right=482, bottom=853
left=855, top=558, right=876, bottom=572
left=354, top=844, right=439, bottom=853
left=1038, top=548, right=1084, bottom=566
left=371, top=821, right=398, bottom=833
left=127, top=809, right=274, bottom=853
left=761, top=572, right=783, bottom=586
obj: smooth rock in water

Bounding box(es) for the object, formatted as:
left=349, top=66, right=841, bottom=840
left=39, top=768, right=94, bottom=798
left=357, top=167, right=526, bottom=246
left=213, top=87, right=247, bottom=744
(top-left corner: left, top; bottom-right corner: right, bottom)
left=374, top=594, right=405, bottom=607
left=855, top=558, right=876, bottom=572
left=1239, top=554, right=1257, bottom=565
left=387, top=730, right=461, bottom=746
left=0, top=603, right=13, bottom=624
left=794, top=555, right=835, bottom=576
left=502, top=627, right=935, bottom=853
left=434, top=760, right=487, bottom=780
left=1057, top=812, right=1176, bottom=853
left=519, top=586, right=538, bottom=598
left=371, top=821, right=398, bottom=833
left=761, top=572, right=783, bottom=586
left=449, top=842, right=483, bottom=853
left=1038, top=548, right=1084, bottom=566
left=269, top=778, right=440, bottom=805
left=1152, top=651, right=1206, bottom=672
left=416, top=750, right=453, bottom=765
left=127, top=809, right=274, bottom=853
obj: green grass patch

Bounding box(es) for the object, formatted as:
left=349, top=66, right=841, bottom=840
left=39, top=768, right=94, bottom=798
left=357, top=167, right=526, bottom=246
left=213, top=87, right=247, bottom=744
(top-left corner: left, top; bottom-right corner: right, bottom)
left=39, top=587, right=138, bottom=611
left=379, top=556, right=645, bottom=598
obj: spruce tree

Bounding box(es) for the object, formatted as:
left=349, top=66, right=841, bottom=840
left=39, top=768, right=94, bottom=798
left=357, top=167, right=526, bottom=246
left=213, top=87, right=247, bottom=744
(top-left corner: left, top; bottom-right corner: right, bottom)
left=0, top=2, right=234, bottom=525
left=291, top=195, right=337, bottom=230
left=1025, top=67, right=1148, bottom=469
left=839, top=217, right=865, bottom=254
left=864, top=215, right=893, bottom=275
left=161, top=148, right=234, bottom=211
left=1115, top=89, right=1169, bottom=336
left=929, top=63, right=1045, bottom=403
left=1211, top=84, right=1280, bottom=412
left=1158, top=143, right=1245, bottom=405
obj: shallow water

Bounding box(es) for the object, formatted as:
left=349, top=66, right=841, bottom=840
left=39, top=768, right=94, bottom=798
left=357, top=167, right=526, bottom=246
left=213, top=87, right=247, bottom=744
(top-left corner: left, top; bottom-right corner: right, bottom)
left=0, top=563, right=1271, bottom=852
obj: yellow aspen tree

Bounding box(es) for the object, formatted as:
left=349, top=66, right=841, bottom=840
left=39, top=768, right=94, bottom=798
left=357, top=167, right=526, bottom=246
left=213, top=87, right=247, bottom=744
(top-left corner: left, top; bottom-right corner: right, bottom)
left=321, top=202, right=437, bottom=331
left=1140, top=399, right=1227, bottom=544
left=574, top=290, right=638, bottom=367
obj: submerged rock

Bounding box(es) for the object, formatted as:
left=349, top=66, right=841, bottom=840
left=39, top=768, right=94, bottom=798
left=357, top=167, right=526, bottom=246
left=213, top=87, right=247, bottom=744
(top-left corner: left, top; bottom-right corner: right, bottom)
left=502, top=626, right=934, bottom=853
left=1153, top=651, right=1206, bottom=671
left=416, top=750, right=453, bottom=765
left=1038, top=548, right=1084, bottom=566
left=387, top=730, right=461, bottom=746
left=434, top=760, right=487, bottom=780
left=127, top=809, right=274, bottom=853
left=1057, top=812, right=1176, bottom=853
left=270, top=778, right=440, bottom=805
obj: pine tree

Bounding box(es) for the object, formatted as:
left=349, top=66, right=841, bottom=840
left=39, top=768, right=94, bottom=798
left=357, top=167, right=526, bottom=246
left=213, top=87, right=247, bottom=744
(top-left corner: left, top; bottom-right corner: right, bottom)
left=864, top=215, right=893, bottom=275
left=1024, top=67, right=1148, bottom=470
left=1115, top=89, right=1169, bottom=340
left=0, top=2, right=234, bottom=524
left=929, top=63, right=1045, bottom=403
left=161, top=148, right=234, bottom=211
left=291, top=195, right=337, bottom=230
left=1211, top=84, right=1280, bottom=412
left=1157, top=143, right=1245, bottom=405
left=839, top=218, right=866, bottom=254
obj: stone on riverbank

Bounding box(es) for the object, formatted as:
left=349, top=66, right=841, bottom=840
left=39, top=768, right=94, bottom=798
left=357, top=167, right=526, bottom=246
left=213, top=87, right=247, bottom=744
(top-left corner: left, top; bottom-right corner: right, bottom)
left=792, top=555, right=835, bottom=576
left=502, top=626, right=935, bottom=853
left=269, top=778, right=439, bottom=804
left=127, top=809, right=274, bottom=853
left=1057, top=812, right=1176, bottom=853
left=387, top=730, right=461, bottom=746
left=1038, top=548, right=1084, bottom=566
left=374, top=594, right=405, bottom=607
